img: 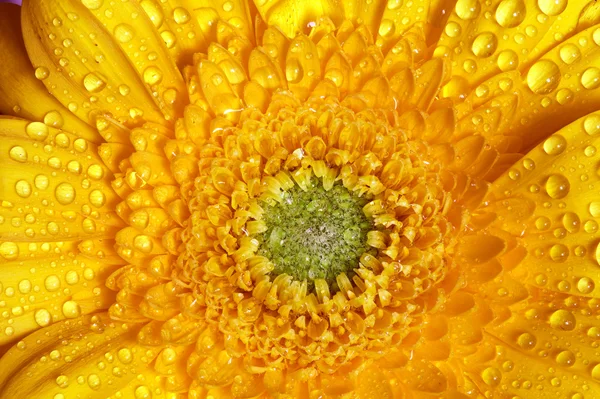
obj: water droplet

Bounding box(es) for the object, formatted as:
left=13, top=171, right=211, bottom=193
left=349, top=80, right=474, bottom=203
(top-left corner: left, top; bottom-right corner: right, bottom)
left=26, top=121, right=49, bottom=141
left=456, top=0, right=481, bottom=19
left=378, top=19, right=395, bottom=37
left=35, top=175, right=49, bottom=190
left=82, top=0, right=103, bottom=9
left=34, top=66, right=49, bottom=80
left=497, top=49, right=518, bottom=71
left=173, top=7, right=190, bottom=24
left=556, top=88, right=574, bottom=105
left=114, top=24, right=134, bottom=43
left=140, top=0, right=164, bottom=28
left=87, top=374, right=101, bottom=390
left=87, top=164, right=104, bottom=180
left=527, top=60, right=561, bottom=94
left=549, top=309, right=575, bottom=330
left=135, top=386, right=151, bottom=399
left=481, top=367, right=502, bottom=387
left=581, top=67, right=600, bottom=89
left=44, top=275, right=61, bottom=292
left=562, top=212, right=580, bottom=232
left=43, top=111, right=64, bottom=128
left=161, top=31, right=176, bottom=48
left=584, top=114, right=600, bottom=135
left=143, top=66, right=163, bottom=85
left=577, top=276, right=594, bottom=293
left=9, top=146, right=27, bottom=163
left=35, top=308, right=51, bottom=326
left=55, top=183, right=76, bottom=205
left=556, top=350, right=575, bottom=366
left=550, top=243, right=569, bottom=262
left=517, top=332, right=537, bottom=349
left=495, top=0, right=526, bottom=27
left=89, top=189, right=106, bottom=208
left=538, top=0, right=567, bottom=16
left=286, top=59, right=303, bottom=83
left=83, top=73, right=107, bottom=93
left=592, top=364, right=600, bottom=380
left=543, top=134, right=567, bottom=155
left=444, top=21, right=462, bottom=37
left=535, top=216, right=550, bottom=230
left=117, top=348, right=133, bottom=364
left=559, top=43, right=581, bottom=65
left=546, top=174, right=570, bottom=199
left=471, top=32, right=498, bottom=58
left=62, top=300, right=81, bottom=318
left=15, top=180, right=32, bottom=198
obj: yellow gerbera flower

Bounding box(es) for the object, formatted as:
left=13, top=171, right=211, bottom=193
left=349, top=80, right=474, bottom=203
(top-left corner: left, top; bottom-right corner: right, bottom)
left=1, top=0, right=600, bottom=397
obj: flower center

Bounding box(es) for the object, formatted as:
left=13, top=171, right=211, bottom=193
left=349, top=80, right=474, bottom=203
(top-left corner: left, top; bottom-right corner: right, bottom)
left=257, top=178, right=372, bottom=289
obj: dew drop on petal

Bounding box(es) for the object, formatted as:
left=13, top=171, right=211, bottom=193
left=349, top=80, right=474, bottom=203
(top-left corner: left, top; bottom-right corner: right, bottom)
left=549, top=309, right=576, bottom=330
left=9, top=146, right=27, bottom=163
left=83, top=73, right=107, bottom=93
left=114, top=24, right=134, bottom=43
left=559, top=44, right=581, bottom=65
left=538, top=0, right=567, bottom=16
left=545, top=174, right=570, bottom=199
left=527, top=60, right=561, bottom=94
left=581, top=67, right=600, bottom=89
left=456, top=0, right=481, bottom=19
left=543, top=134, right=567, bottom=155
left=471, top=32, right=498, bottom=58
left=55, top=183, right=76, bottom=205
left=584, top=114, right=600, bottom=135
left=495, top=0, right=526, bottom=27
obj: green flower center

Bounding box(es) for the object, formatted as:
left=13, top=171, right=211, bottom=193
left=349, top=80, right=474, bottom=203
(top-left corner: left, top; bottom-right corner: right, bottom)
left=258, top=179, right=373, bottom=289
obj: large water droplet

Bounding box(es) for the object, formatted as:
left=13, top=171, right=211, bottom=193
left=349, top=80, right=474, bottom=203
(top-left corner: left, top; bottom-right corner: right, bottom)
left=83, top=73, right=107, bottom=93
left=543, top=134, right=567, bottom=155
left=495, top=0, right=526, bottom=27
left=581, top=67, right=600, bottom=90
left=55, top=182, right=76, bottom=205
left=82, top=0, right=103, bottom=10
left=456, top=0, right=481, bottom=19
left=538, top=0, right=567, bottom=16
left=559, top=44, right=581, bottom=65
left=9, top=146, right=27, bottom=163
left=527, top=60, right=561, bottom=94
left=143, top=66, right=163, bottom=85
left=546, top=174, right=570, bottom=199
left=549, top=309, right=576, bottom=330
left=26, top=121, right=49, bottom=141
left=471, top=32, right=498, bottom=58
left=140, top=0, right=164, bottom=28
left=114, top=24, right=134, bottom=43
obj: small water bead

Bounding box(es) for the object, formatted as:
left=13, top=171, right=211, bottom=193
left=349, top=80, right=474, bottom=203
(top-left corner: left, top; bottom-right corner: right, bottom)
left=135, top=386, right=151, bottom=399
left=471, top=32, right=498, bottom=58
left=550, top=243, right=569, bottom=262
left=543, top=134, right=567, bottom=155
left=161, top=31, right=176, bottom=49
left=44, top=275, right=61, bottom=292
left=34, top=309, right=51, bottom=326
left=585, top=145, right=597, bottom=157
left=87, top=374, right=101, bottom=390
left=62, top=300, right=81, bottom=318
left=538, top=0, right=567, bottom=15
left=15, top=180, right=32, bottom=198
left=545, top=174, right=570, bottom=199
left=82, top=0, right=103, bottom=9
left=26, top=121, right=49, bottom=141
left=527, top=60, right=561, bottom=94
left=117, top=348, right=133, bottom=364
left=562, top=212, right=580, bottom=232
left=445, top=21, right=462, bottom=37
left=87, top=164, right=104, bottom=180
left=143, top=66, right=163, bottom=85
left=89, top=190, right=106, bottom=208
left=581, top=67, right=600, bottom=90
left=173, top=7, right=190, bottom=24
left=67, top=160, right=82, bottom=174
left=114, top=24, right=134, bottom=43
left=549, top=309, right=576, bottom=330
left=140, top=0, right=164, bottom=28
left=463, top=59, right=477, bottom=73
left=556, top=350, right=576, bottom=367
left=43, top=111, right=64, bottom=128
left=285, top=59, right=304, bottom=83
left=497, top=50, right=519, bottom=71
left=34, top=66, right=49, bottom=80
left=378, top=19, right=395, bottom=37
left=535, top=216, right=551, bottom=230
left=517, top=332, right=537, bottom=349
left=495, top=0, right=526, bottom=27
left=576, top=276, right=594, bottom=294
left=55, top=183, right=76, bottom=205
left=556, top=88, right=574, bottom=105
left=559, top=44, right=581, bottom=65
left=456, top=0, right=481, bottom=19
left=481, top=367, right=502, bottom=387
left=83, top=73, right=107, bottom=93
left=584, top=114, right=600, bottom=135
left=34, top=175, right=49, bottom=190
left=9, top=146, right=27, bottom=163
left=588, top=326, right=600, bottom=338
left=74, top=138, right=87, bottom=152
left=18, top=279, right=31, bottom=294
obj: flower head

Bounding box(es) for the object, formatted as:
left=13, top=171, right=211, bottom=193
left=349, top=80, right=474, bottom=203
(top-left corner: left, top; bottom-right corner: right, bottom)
left=1, top=0, right=600, bottom=398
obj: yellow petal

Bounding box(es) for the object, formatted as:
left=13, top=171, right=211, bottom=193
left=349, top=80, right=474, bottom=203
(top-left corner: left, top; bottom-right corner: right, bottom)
left=0, top=314, right=167, bottom=398
left=21, top=0, right=179, bottom=127
left=254, top=0, right=341, bottom=38
left=490, top=110, right=600, bottom=297
left=0, top=4, right=100, bottom=143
